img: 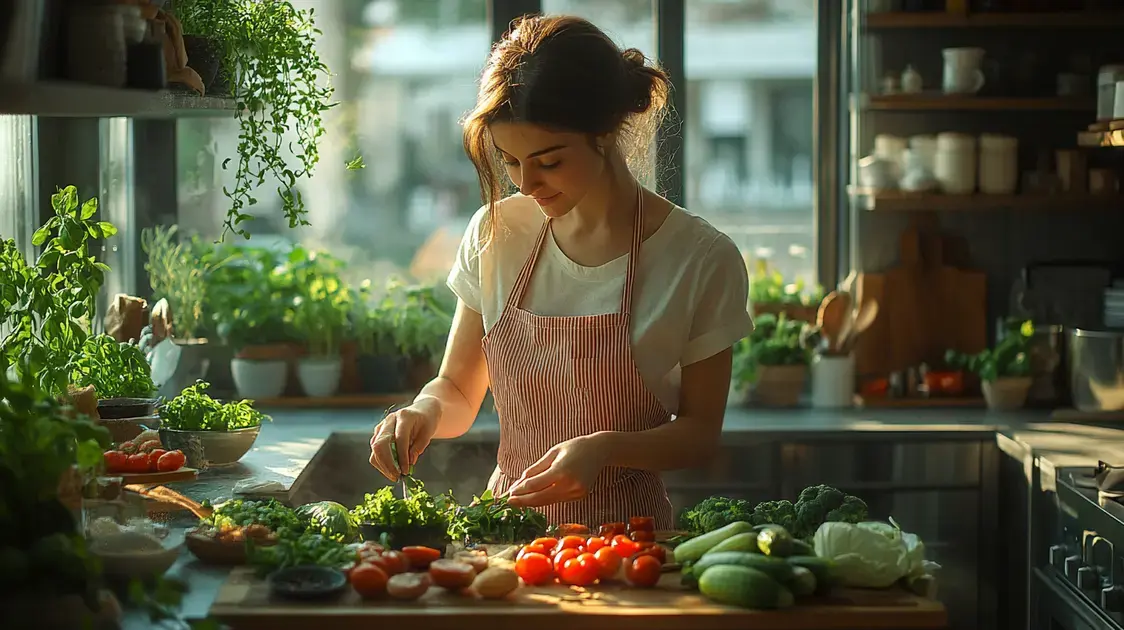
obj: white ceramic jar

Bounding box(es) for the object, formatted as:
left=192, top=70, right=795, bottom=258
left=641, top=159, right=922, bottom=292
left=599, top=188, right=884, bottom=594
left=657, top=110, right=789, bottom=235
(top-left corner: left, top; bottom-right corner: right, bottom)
left=908, top=135, right=938, bottom=175
left=935, top=132, right=977, bottom=195
left=874, top=134, right=908, bottom=181
left=978, top=134, right=1018, bottom=195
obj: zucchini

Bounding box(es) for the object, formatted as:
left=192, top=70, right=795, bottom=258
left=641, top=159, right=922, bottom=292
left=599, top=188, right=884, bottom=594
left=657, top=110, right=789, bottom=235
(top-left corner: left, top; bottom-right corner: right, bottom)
left=693, top=551, right=796, bottom=584
left=702, top=532, right=760, bottom=556
left=788, top=566, right=817, bottom=596
left=786, top=555, right=840, bottom=595
left=756, top=525, right=796, bottom=557
left=673, top=521, right=754, bottom=564
left=698, top=565, right=795, bottom=609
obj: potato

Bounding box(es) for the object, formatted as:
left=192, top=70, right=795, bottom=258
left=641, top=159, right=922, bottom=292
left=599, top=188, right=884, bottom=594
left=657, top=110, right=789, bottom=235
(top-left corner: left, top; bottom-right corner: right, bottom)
left=472, top=567, right=520, bottom=599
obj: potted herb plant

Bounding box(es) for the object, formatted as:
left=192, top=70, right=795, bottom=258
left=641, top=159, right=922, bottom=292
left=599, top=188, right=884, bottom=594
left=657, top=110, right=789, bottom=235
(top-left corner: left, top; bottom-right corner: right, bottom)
left=158, top=379, right=270, bottom=467
left=173, top=0, right=334, bottom=239
left=739, top=313, right=811, bottom=407
left=289, top=249, right=351, bottom=397
left=349, top=484, right=449, bottom=550
left=946, top=319, right=1034, bottom=411
left=385, top=281, right=454, bottom=391
left=351, top=284, right=403, bottom=394
left=70, top=333, right=158, bottom=427
left=748, top=258, right=824, bottom=324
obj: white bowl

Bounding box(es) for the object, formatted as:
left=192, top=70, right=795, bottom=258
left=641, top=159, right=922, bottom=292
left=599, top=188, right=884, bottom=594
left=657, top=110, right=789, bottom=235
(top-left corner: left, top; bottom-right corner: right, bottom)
left=90, top=531, right=181, bottom=581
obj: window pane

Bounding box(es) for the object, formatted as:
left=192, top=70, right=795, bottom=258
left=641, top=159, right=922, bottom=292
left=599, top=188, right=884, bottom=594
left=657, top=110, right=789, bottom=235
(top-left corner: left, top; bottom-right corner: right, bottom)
left=686, top=0, right=817, bottom=284
left=99, top=118, right=136, bottom=320
left=541, top=0, right=656, bottom=53
left=0, top=115, right=37, bottom=255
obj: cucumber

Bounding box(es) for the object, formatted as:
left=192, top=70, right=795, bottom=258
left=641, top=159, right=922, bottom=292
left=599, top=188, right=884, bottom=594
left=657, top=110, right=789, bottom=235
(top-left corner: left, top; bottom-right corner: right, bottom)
left=680, top=563, right=699, bottom=590
left=698, top=565, right=795, bottom=609
left=790, top=539, right=815, bottom=556
left=788, top=566, right=817, bottom=596
left=756, top=525, right=796, bottom=557
left=702, top=532, right=760, bottom=556
left=673, top=521, right=754, bottom=564
left=693, top=551, right=796, bottom=584
left=786, top=555, right=840, bottom=595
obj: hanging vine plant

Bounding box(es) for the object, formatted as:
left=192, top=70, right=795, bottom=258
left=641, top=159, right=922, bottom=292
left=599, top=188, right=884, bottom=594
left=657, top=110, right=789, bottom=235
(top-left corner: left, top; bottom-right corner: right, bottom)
left=176, top=0, right=335, bottom=239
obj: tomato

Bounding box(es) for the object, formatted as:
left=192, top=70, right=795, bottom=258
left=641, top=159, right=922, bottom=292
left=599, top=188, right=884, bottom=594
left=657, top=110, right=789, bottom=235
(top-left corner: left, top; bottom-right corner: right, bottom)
left=610, top=534, right=639, bottom=559
left=599, top=522, right=626, bottom=538
left=628, top=516, right=656, bottom=533
left=593, top=546, right=622, bottom=580
left=634, top=542, right=667, bottom=564
left=453, top=550, right=489, bottom=573
left=401, top=546, right=442, bottom=569
left=369, top=550, right=409, bottom=576
left=428, top=559, right=477, bottom=590
left=558, top=552, right=600, bottom=586
left=126, top=453, right=149, bottom=473
left=103, top=451, right=127, bottom=474
left=552, top=547, right=579, bottom=570
left=625, top=554, right=662, bottom=588
left=630, top=530, right=655, bottom=543
left=532, top=537, right=559, bottom=553
left=584, top=537, right=606, bottom=553
left=558, top=535, right=586, bottom=552
left=514, top=551, right=554, bottom=586
left=146, top=449, right=167, bottom=471
left=518, top=542, right=550, bottom=560
left=557, top=523, right=591, bottom=536
left=387, top=572, right=431, bottom=600
left=349, top=563, right=389, bottom=598
left=156, top=450, right=186, bottom=472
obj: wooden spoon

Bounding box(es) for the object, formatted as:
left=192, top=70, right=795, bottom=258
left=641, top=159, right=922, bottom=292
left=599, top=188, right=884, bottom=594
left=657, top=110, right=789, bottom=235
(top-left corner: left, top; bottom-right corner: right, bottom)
left=839, top=299, right=880, bottom=352
left=816, top=291, right=852, bottom=352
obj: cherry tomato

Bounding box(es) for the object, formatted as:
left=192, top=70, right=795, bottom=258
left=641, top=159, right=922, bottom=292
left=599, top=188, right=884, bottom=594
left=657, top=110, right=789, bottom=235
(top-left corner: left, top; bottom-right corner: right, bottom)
left=634, top=542, right=667, bottom=564
left=515, top=551, right=554, bottom=586
left=369, top=550, right=409, bottom=576
left=553, top=547, right=579, bottom=570
left=429, top=559, right=477, bottom=590
left=156, top=450, right=186, bottom=472
left=126, top=453, right=149, bottom=473
left=518, top=542, right=550, bottom=560
left=610, top=534, right=639, bottom=559
left=387, top=572, right=431, bottom=600
left=593, top=546, right=622, bottom=580
left=628, top=516, right=656, bottom=533
left=599, top=522, right=626, bottom=538
left=103, top=451, right=127, bottom=474
left=559, top=552, right=600, bottom=586
left=557, top=523, right=591, bottom=536
left=558, top=535, right=586, bottom=552
left=630, top=530, right=655, bottom=543
left=584, top=537, right=606, bottom=553
left=401, top=546, right=441, bottom=569
left=349, top=563, right=389, bottom=598
left=146, top=449, right=167, bottom=471
left=532, top=537, right=559, bottom=553
left=625, top=554, right=662, bottom=588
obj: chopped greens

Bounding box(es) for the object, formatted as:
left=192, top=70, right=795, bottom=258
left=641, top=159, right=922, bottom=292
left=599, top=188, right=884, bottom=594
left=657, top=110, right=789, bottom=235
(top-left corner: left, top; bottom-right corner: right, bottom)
left=445, top=488, right=548, bottom=544
left=248, top=531, right=354, bottom=577
left=202, top=498, right=306, bottom=538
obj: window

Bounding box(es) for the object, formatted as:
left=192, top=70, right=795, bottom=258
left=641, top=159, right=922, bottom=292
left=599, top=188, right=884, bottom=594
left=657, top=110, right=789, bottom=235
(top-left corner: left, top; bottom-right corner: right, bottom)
left=684, top=0, right=817, bottom=284
left=0, top=116, right=36, bottom=255
left=98, top=118, right=136, bottom=315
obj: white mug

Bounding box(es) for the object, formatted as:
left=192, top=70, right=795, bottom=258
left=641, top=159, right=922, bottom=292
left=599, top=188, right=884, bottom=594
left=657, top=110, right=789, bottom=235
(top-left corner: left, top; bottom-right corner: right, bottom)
left=942, top=47, right=986, bottom=94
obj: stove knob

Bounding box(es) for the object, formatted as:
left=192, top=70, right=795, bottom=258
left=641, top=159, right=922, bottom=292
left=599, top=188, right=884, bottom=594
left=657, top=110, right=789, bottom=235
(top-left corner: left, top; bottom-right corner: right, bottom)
left=1066, top=555, right=1083, bottom=579
left=1050, top=545, right=1067, bottom=568
left=1102, top=586, right=1124, bottom=613
left=1077, top=566, right=1100, bottom=590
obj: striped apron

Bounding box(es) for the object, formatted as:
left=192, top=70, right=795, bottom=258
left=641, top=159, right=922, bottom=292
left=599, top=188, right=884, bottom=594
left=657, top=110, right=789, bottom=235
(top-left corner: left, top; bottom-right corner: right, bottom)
left=481, top=190, right=676, bottom=530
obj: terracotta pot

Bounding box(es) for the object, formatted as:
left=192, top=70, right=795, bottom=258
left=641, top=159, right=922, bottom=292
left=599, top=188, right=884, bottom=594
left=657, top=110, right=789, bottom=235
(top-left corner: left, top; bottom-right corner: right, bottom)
left=982, top=377, right=1032, bottom=411
left=754, top=364, right=808, bottom=407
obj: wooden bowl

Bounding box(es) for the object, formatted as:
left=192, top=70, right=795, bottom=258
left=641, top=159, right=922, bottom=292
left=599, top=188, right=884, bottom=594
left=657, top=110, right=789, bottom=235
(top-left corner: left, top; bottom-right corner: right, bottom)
left=184, top=531, right=276, bottom=565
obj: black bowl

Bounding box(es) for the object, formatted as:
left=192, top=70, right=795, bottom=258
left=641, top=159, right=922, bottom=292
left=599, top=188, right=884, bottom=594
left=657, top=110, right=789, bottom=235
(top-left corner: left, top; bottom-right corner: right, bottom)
left=357, top=523, right=449, bottom=550
left=268, top=565, right=347, bottom=601
left=97, top=397, right=158, bottom=419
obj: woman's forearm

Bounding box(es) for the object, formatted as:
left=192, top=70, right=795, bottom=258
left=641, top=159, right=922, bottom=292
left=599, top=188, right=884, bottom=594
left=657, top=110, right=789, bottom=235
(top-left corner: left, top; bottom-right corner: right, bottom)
left=596, top=416, right=722, bottom=472
left=412, top=376, right=482, bottom=439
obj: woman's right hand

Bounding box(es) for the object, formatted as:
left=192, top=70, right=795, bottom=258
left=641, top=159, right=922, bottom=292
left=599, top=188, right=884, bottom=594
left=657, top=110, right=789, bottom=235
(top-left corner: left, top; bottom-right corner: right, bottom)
left=369, top=405, right=438, bottom=481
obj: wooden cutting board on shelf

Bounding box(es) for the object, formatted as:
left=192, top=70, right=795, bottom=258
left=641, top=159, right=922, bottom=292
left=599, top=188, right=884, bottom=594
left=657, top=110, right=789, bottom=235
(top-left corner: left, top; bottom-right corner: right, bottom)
left=108, top=467, right=199, bottom=485
left=209, top=566, right=948, bottom=630
left=853, top=226, right=988, bottom=379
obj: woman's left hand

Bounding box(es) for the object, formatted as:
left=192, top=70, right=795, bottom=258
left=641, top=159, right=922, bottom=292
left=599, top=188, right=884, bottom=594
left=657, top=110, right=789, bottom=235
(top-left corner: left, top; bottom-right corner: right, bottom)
left=505, top=433, right=613, bottom=507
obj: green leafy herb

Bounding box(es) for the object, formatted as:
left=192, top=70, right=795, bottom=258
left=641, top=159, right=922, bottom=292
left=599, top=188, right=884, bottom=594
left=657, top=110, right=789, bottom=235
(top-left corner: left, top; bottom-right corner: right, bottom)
left=350, top=485, right=447, bottom=529
left=945, top=318, right=1033, bottom=382
left=202, top=498, right=305, bottom=537
left=748, top=259, right=824, bottom=307
left=289, top=248, right=351, bottom=357
left=248, top=531, right=354, bottom=577
left=159, top=380, right=269, bottom=431
left=445, top=488, right=548, bottom=544
left=142, top=225, right=233, bottom=340
left=70, top=334, right=155, bottom=399
left=345, top=155, right=366, bottom=170
left=731, top=312, right=811, bottom=387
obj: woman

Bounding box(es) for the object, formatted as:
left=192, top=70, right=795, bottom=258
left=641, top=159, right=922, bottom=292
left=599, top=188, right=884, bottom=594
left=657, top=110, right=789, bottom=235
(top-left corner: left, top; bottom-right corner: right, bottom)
left=370, top=15, right=752, bottom=529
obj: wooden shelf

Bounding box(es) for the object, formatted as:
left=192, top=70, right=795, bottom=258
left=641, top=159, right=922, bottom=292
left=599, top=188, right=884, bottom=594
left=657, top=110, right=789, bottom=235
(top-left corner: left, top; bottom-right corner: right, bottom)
left=849, top=187, right=1124, bottom=212
left=1078, top=129, right=1124, bottom=148
left=860, top=93, right=1094, bottom=112
left=253, top=393, right=414, bottom=409
left=865, top=10, right=1124, bottom=29
left=0, top=81, right=236, bottom=118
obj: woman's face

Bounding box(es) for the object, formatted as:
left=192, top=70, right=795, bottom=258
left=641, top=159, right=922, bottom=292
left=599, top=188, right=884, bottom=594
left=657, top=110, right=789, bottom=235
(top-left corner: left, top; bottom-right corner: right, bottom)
left=489, top=122, right=607, bottom=219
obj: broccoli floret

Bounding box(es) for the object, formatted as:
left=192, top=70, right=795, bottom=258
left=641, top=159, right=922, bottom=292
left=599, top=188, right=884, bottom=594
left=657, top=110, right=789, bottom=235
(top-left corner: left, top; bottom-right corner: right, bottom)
left=750, top=500, right=797, bottom=533
left=797, top=484, right=845, bottom=510
left=825, top=495, right=869, bottom=524
left=679, top=496, right=755, bottom=533
left=794, top=484, right=865, bottom=538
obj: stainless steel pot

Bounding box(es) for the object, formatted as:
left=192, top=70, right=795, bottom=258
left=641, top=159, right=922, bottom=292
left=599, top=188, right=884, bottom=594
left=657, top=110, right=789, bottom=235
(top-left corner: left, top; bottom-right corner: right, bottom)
left=1067, top=328, right=1124, bottom=412
left=1026, top=325, right=1068, bottom=407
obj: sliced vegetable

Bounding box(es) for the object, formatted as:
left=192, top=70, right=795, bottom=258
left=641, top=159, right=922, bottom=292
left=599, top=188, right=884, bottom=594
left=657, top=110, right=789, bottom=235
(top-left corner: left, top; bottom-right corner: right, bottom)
left=401, top=546, right=442, bottom=569
left=428, top=559, right=476, bottom=590
left=349, top=563, right=389, bottom=599
left=387, top=572, right=430, bottom=600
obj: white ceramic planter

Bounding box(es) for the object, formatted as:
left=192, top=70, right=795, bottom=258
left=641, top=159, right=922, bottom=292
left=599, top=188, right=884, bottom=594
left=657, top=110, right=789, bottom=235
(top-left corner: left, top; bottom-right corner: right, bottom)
left=230, top=358, right=286, bottom=399
left=982, top=377, right=1032, bottom=411
left=297, top=356, right=342, bottom=398
left=811, top=354, right=855, bottom=409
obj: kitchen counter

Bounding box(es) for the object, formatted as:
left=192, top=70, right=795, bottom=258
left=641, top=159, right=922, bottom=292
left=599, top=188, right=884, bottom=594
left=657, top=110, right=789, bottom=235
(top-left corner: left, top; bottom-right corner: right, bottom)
left=122, top=405, right=1124, bottom=627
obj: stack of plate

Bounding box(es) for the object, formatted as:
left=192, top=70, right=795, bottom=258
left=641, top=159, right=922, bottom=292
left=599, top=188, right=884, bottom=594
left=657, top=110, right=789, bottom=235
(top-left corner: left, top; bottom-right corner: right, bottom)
left=1105, top=283, right=1124, bottom=328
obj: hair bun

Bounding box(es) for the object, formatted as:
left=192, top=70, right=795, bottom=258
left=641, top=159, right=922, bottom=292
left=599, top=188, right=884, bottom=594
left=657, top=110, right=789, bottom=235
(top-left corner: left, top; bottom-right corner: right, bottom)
left=620, top=48, right=654, bottom=114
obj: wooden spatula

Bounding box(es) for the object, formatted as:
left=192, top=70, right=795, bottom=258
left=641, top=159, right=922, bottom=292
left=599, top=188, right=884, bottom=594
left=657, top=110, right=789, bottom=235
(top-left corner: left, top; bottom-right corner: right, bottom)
left=817, top=291, right=852, bottom=352
left=840, top=300, right=880, bottom=353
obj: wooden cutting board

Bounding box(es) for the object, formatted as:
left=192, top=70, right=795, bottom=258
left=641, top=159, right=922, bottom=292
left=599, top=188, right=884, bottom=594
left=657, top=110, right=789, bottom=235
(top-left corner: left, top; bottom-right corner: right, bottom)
left=106, top=467, right=199, bottom=485
left=209, top=566, right=947, bottom=630
left=921, top=234, right=988, bottom=363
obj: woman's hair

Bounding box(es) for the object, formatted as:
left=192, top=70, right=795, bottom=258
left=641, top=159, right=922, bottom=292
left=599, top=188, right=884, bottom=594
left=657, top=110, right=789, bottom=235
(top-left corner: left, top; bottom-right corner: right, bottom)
left=461, top=14, right=672, bottom=241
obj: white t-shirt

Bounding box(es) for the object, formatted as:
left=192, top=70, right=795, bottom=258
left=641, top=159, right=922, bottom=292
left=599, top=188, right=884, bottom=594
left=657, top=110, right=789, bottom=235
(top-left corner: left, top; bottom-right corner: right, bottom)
left=447, top=194, right=753, bottom=414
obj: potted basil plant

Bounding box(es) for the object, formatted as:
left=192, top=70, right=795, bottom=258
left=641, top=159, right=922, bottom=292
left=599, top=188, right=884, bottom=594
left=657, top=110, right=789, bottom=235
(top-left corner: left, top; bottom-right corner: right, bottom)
left=945, top=319, right=1034, bottom=411
left=739, top=313, right=811, bottom=407
left=288, top=249, right=350, bottom=397
left=352, top=284, right=403, bottom=394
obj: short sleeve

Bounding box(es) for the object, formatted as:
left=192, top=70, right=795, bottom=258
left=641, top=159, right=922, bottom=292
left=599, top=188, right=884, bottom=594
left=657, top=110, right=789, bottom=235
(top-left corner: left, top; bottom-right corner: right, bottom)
left=681, top=234, right=754, bottom=366
left=446, top=205, right=489, bottom=313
